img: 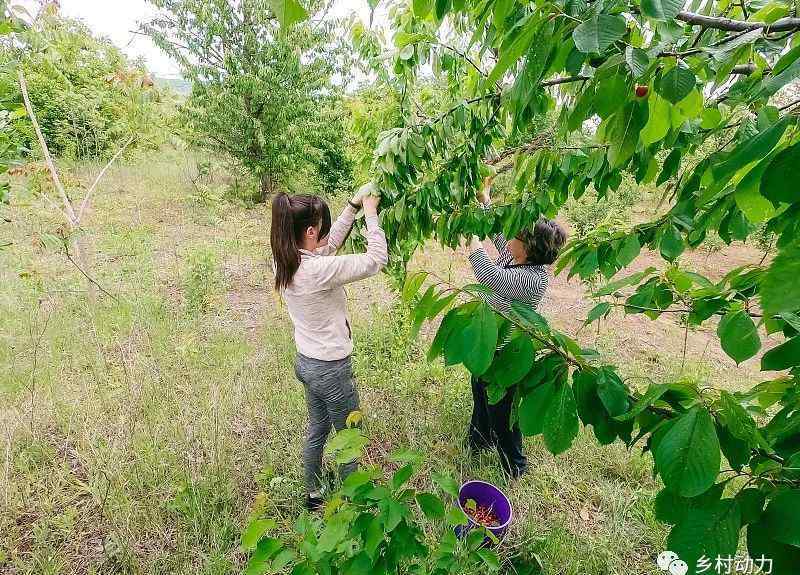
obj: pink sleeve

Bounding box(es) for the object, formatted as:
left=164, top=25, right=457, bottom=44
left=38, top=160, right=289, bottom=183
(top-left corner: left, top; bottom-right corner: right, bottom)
left=312, top=214, right=388, bottom=288
left=314, top=204, right=356, bottom=256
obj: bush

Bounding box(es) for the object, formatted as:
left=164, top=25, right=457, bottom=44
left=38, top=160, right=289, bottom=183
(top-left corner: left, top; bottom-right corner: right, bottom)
left=1, top=12, right=174, bottom=161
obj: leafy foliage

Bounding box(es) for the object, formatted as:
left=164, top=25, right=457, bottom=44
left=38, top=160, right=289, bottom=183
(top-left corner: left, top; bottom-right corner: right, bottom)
left=143, top=0, right=352, bottom=199
left=242, top=429, right=506, bottom=575
left=331, top=0, right=800, bottom=572
left=1, top=10, right=168, bottom=161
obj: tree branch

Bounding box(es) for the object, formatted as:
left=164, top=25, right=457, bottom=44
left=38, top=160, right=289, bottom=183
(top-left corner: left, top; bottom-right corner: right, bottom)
left=76, top=135, right=136, bottom=224
left=18, top=69, right=77, bottom=226
left=540, top=75, right=590, bottom=87
left=677, top=10, right=800, bottom=32
left=427, top=41, right=487, bottom=77
left=61, top=236, right=118, bottom=301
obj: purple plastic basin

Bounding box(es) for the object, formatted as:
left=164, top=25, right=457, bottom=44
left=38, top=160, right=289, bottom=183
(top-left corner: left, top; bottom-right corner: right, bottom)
left=456, top=480, right=513, bottom=541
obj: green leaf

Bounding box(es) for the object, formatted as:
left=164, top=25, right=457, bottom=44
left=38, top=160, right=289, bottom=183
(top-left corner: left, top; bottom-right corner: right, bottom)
left=270, top=549, right=295, bottom=572
left=451, top=302, right=498, bottom=376
left=625, top=46, right=650, bottom=78
left=759, top=489, right=800, bottom=547
left=435, top=0, right=452, bottom=20
left=416, top=492, right=446, bottom=519
left=712, top=117, right=789, bottom=184
left=673, top=89, right=703, bottom=121
left=431, top=471, right=460, bottom=498
left=784, top=452, right=800, bottom=480
left=245, top=537, right=283, bottom=575
left=402, top=271, right=428, bottom=303
left=655, top=483, right=725, bottom=526
left=717, top=308, right=761, bottom=364
left=659, top=224, right=685, bottom=261
left=761, top=336, right=800, bottom=371
left=748, top=516, right=800, bottom=574
left=761, top=242, right=800, bottom=317
left=592, top=267, right=656, bottom=297
left=413, top=0, right=433, bottom=18
left=667, top=499, right=741, bottom=573
left=617, top=384, right=669, bottom=421
left=572, top=15, right=626, bottom=54
left=606, top=100, right=648, bottom=168
left=509, top=300, right=549, bottom=332
left=429, top=306, right=470, bottom=362
left=341, top=470, right=374, bottom=496
left=640, top=0, right=683, bottom=20
left=410, top=285, right=436, bottom=337
left=242, top=519, right=276, bottom=550
left=657, top=66, right=696, bottom=104
left=594, top=72, right=630, bottom=119
left=543, top=380, right=579, bottom=454
left=640, top=93, right=671, bottom=146
left=718, top=424, right=750, bottom=471
left=266, top=0, right=308, bottom=28
left=391, top=464, right=414, bottom=490
left=487, top=16, right=539, bottom=84
left=616, top=234, right=642, bottom=267
left=519, top=379, right=556, bottom=436
left=757, top=54, right=800, bottom=101
left=596, top=368, right=629, bottom=417
left=654, top=488, right=685, bottom=525
left=584, top=302, right=611, bottom=326
left=761, top=143, right=800, bottom=204
left=493, top=0, right=514, bottom=27
left=483, top=334, right=535, bottom=388
left=654, top=406, right=721, bottom=497
left=700, top=107, right=722, bottom=129
left=735, top=160, right=777, bottom=223
left=364, top=516, right=383, bottom=558
left=736, top=488, right=766, bottom=526
left=446, top=506, right=469, bottom=527
left=476, top=548, right=501, bottom=571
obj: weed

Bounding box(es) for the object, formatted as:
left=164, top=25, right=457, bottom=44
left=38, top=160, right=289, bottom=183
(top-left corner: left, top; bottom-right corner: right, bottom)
left=184, top=246, right=222, bottom=313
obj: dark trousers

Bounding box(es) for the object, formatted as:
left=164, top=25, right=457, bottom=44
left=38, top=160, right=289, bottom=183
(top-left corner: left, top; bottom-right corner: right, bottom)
left=295, top=354, right=360, bottom=493
left=468, top=377, right=527, bottom=478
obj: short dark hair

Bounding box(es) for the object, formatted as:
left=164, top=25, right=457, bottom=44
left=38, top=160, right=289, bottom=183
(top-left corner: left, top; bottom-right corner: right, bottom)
left=516, top=218, right=567, bottom=265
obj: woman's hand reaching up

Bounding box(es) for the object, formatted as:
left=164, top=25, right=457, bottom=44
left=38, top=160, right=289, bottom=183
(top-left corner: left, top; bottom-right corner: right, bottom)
left=477, top=175, right=494, bottom=204
left=362, top=193, right=380, bottom=215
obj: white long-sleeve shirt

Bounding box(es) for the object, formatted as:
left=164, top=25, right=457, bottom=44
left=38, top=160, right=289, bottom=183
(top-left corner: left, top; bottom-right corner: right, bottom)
left=279, top=204, right=388, bottom=361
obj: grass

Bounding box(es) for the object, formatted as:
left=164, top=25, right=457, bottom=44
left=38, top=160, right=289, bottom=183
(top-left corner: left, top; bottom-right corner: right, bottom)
left=0, top=146, right=766, bottom=574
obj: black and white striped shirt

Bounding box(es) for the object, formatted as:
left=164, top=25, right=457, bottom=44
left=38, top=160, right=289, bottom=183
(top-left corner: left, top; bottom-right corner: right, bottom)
left=467, top=233, right=549, bottom=315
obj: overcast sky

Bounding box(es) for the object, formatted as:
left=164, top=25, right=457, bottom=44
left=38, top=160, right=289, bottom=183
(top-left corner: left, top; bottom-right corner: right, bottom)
left=19, top=0, right=379, bottom=77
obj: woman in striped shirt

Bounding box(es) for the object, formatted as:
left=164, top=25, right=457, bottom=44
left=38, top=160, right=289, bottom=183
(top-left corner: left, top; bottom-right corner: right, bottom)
left=464, top=178, right=567, bottom=478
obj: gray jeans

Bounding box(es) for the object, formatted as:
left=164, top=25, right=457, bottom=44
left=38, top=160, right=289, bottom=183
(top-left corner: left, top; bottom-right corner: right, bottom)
left=294, top=353, right=360, bottom=493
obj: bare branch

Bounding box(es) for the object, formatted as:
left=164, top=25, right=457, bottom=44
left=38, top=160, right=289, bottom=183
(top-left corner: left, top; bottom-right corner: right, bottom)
left=76, top=135, right=136, bottom=224
left=61, top=236, right=118, bottom=301
left=18, top=69, right=77, bottom=226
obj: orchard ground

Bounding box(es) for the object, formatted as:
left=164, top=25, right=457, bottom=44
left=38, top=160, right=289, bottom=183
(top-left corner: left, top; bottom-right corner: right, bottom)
left=0, top=147, right=777, bottom=574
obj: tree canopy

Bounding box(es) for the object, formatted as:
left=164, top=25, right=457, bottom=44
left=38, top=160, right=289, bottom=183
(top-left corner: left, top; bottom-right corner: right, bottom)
left=143, top=0, right=353, bottom=199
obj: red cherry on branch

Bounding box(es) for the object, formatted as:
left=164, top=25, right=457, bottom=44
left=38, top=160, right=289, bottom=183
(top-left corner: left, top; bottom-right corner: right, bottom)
left=635, top=85, right=649, bottom=98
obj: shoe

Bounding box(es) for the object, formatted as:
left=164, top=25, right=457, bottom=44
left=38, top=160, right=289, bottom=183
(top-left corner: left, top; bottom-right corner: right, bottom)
left=507, top=465, right=527, bottom=480
left=305, top=495, right=324, bottom=511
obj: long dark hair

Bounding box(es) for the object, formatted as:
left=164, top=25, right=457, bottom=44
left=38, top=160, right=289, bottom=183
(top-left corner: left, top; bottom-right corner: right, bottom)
left=271, top=192, right=331, bottom=290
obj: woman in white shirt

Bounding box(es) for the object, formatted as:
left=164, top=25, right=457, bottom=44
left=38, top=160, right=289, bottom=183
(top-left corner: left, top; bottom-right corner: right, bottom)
left=271, top=187, right=387, bottom=510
